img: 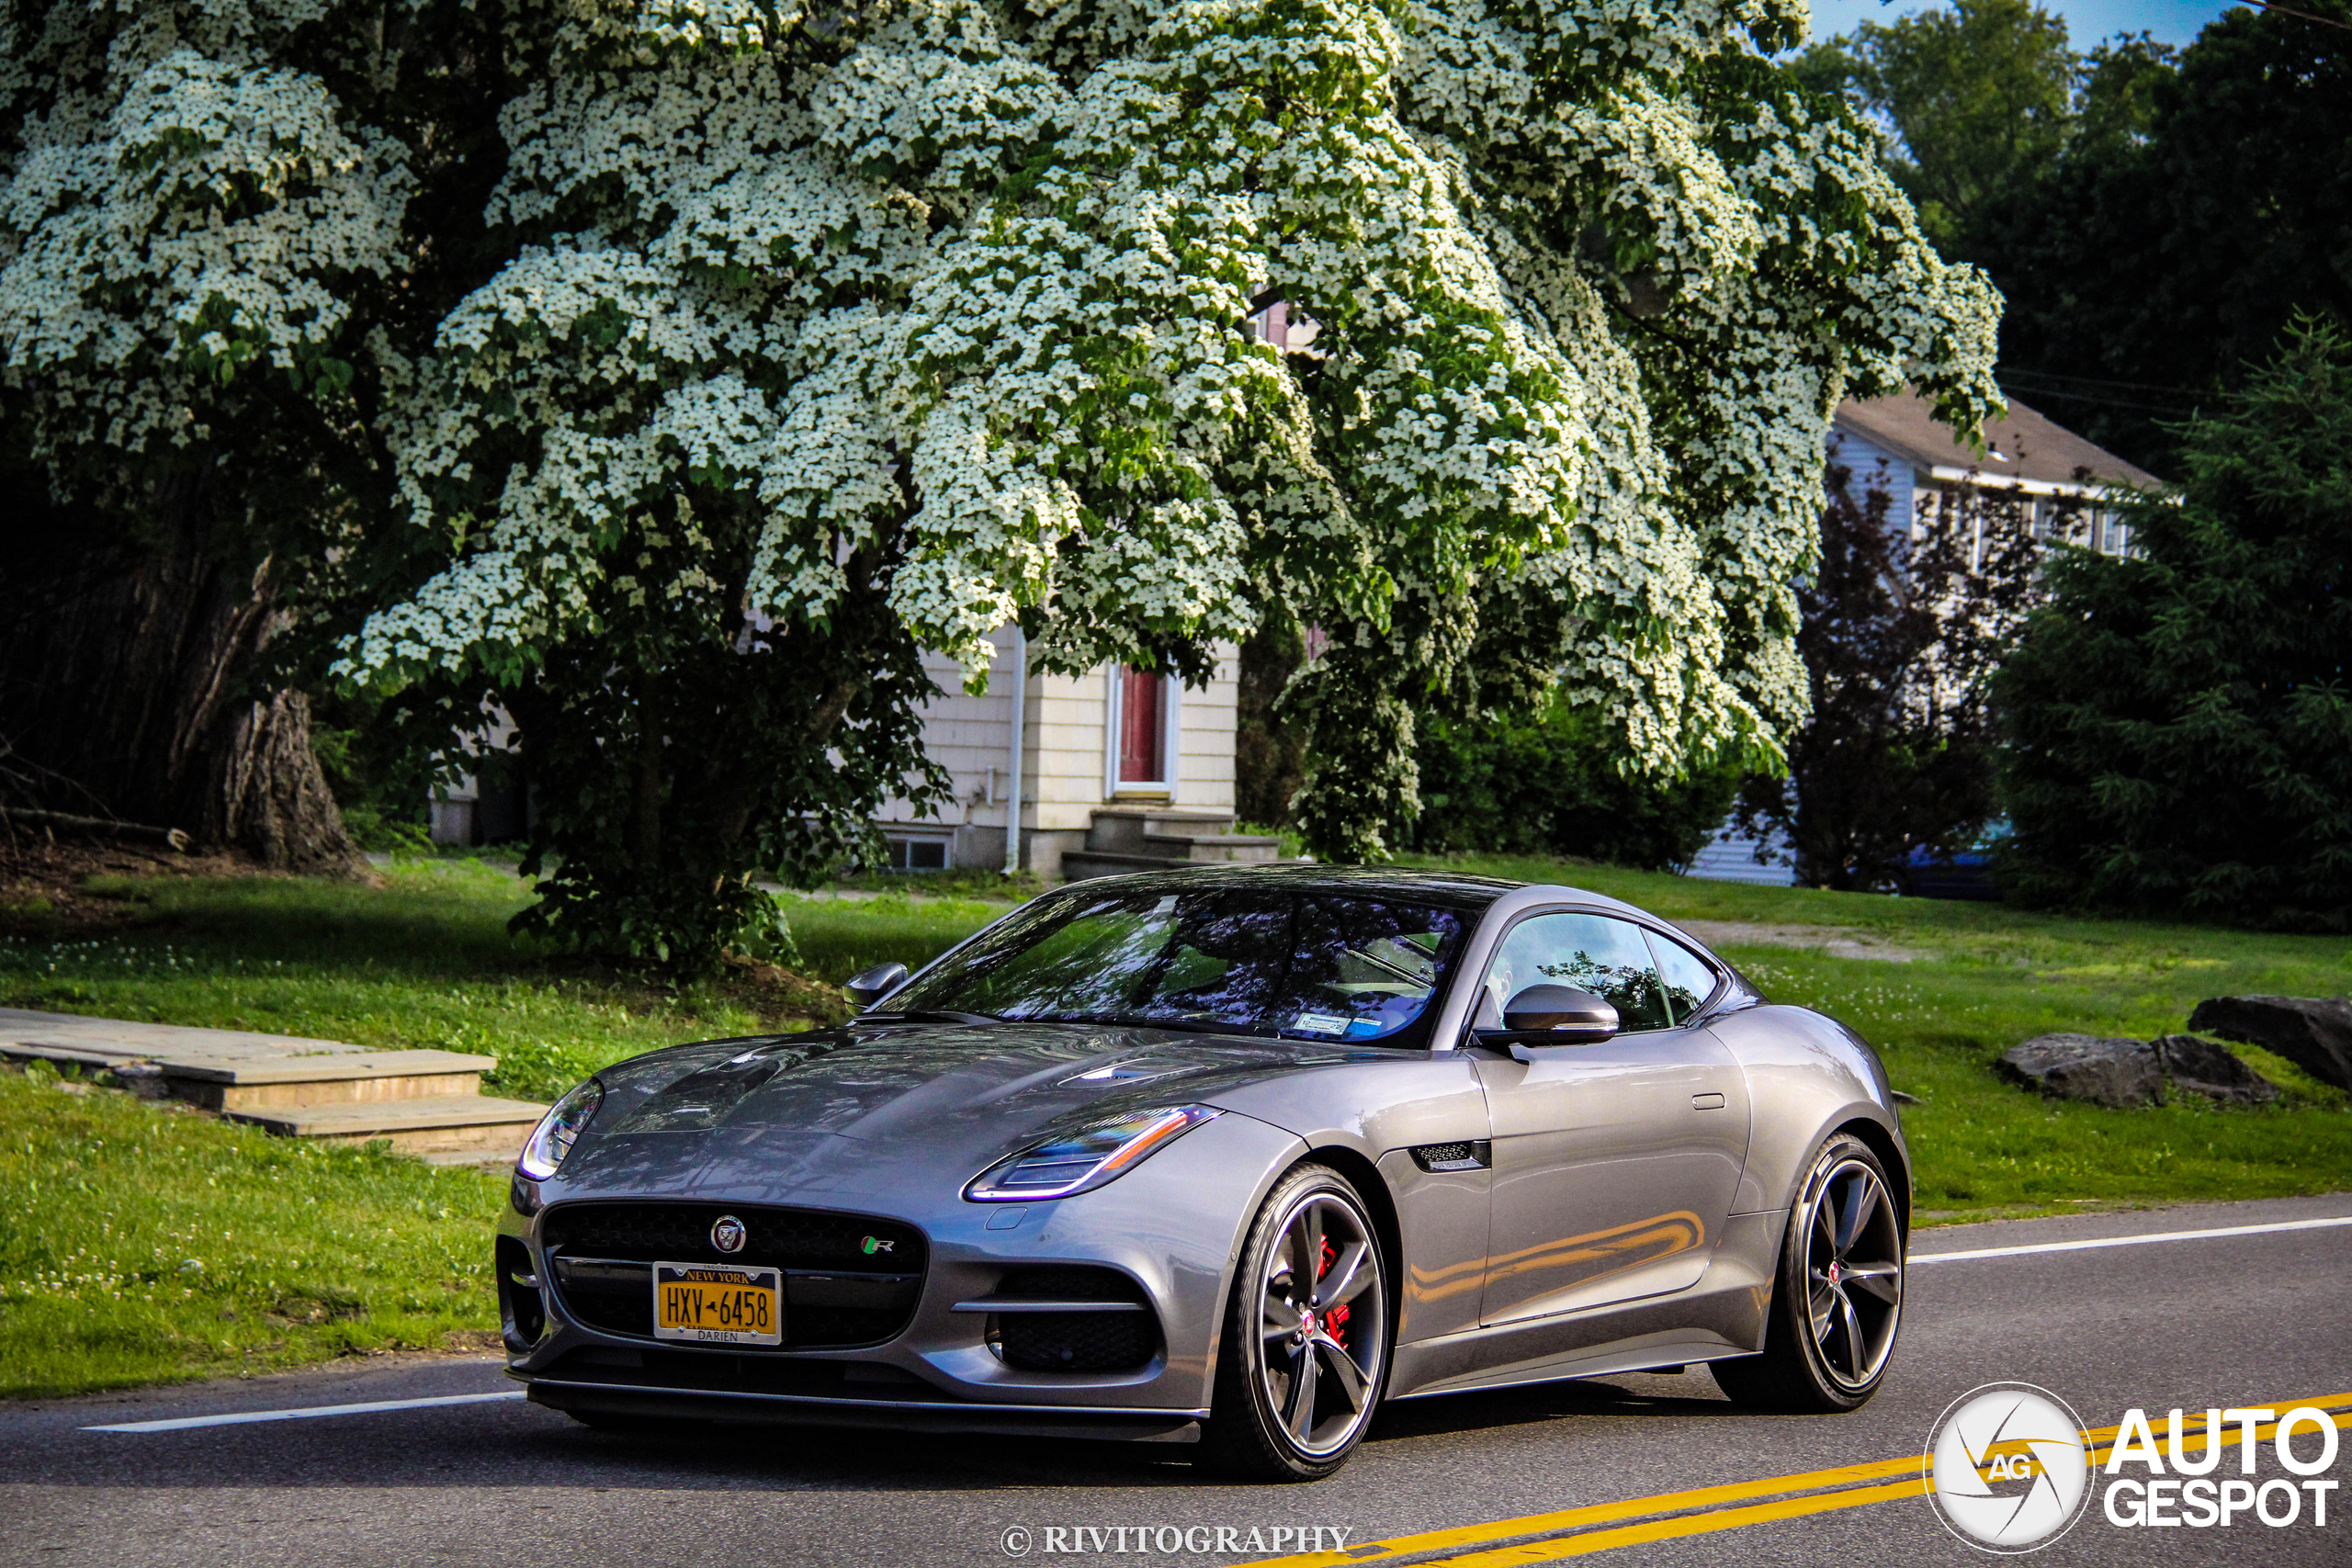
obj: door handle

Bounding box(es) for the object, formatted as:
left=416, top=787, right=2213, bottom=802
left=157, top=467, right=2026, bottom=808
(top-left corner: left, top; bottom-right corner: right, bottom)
left=1691, top=1092, right=1726, bottom=1111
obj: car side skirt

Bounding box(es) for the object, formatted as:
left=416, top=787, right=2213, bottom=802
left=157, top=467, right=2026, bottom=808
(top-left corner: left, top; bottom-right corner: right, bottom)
left=1386, top=1209, right=1784, bottom=1400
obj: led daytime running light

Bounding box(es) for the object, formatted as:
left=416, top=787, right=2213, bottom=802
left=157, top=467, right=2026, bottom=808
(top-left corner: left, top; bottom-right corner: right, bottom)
left=967, top=1105, right=1220, bottom=1201
left=518, top=1078, right=604, bottom=1180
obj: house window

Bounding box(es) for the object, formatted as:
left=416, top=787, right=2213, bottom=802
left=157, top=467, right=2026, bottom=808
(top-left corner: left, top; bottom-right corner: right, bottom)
left=882, top=834, right=949, bottom=871
left=1118, top=666, right=1167, bottom=784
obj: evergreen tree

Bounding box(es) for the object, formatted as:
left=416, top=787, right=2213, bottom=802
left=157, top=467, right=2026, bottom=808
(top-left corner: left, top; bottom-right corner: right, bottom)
left=1996, top=321, right=2352, bottom=928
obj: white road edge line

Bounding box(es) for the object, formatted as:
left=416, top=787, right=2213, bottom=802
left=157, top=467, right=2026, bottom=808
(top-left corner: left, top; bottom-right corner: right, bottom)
left=1913, top=1213, right=2352, bottom=1266
left=84, top=1389, right=526, bottom=1433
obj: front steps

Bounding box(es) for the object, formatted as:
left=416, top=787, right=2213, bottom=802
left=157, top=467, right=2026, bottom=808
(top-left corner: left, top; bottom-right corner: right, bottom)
left=1058, top=807, right=1287, bottom=882
left=1, top=1009, right=546, bottom=1162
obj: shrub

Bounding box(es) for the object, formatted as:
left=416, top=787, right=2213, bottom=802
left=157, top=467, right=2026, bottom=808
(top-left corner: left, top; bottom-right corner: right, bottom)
left=1736, top=442, right=2041, bottom=889
left=1405, top=694, right=1742, bottom=871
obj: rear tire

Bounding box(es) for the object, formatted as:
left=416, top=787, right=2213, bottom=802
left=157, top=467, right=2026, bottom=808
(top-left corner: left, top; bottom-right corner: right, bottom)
left=1197, top=1164, right=1391, bottom=1482
left=1711, top=1134, right=1905, bottom=1414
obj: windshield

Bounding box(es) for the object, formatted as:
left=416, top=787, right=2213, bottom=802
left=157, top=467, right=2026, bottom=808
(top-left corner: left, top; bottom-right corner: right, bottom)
left=888, top=887, right=1470, bottom=1045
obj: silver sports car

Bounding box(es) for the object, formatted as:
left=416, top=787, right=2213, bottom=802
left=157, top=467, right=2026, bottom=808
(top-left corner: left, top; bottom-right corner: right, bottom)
left=498, top=865, right=1909, bottom=1480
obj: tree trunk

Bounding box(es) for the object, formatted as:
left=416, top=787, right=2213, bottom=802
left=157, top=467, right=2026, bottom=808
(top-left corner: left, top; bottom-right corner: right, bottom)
left=201, top=691, right=366, bottom=874
left=0, top=468, right=362, bottom=874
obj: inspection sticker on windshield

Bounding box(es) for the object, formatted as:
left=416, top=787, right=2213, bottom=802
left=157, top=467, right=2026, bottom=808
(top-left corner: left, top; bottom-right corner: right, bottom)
left=1292, top=1013, right=1351, bottom=1035
left=653, top=1262, right=782, bottom=1346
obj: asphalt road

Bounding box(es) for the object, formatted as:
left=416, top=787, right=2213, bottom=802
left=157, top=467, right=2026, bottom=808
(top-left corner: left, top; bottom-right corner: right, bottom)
left=4, top=1192, right=2348, bottom=1568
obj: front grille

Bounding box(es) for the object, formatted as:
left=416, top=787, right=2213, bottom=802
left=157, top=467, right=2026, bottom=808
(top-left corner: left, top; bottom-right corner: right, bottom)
left=989, top=1265, right=1159, bottom=1373
left=541, top=1201, right=925, bottom=1350
left=544, top=1202, right=922, bottom=1269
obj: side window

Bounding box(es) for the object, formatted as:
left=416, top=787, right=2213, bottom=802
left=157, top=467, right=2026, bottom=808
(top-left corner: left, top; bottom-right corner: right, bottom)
left=1483, top=911, right=1673, bottom=1033
left=1645, top=931, right=1721, bottom=1023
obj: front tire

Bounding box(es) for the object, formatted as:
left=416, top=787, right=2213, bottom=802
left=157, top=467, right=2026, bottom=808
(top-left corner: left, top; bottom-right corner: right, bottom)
left=1712, top=1134, right=1905, bottom=1413
left=1198, top=1164, right=1390, bottom=1482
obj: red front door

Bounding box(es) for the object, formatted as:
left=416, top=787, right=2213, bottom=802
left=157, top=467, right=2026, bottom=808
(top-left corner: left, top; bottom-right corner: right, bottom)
left=1119, top=668, right=1165, bottom=784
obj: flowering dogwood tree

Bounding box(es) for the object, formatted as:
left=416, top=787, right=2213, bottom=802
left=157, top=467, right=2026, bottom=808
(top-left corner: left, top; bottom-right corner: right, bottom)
left=9, top=0, right=1999, bottom=964
left=0, top=0, right=499, bottom=865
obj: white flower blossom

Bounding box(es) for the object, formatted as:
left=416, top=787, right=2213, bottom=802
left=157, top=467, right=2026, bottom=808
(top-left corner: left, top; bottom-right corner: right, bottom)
left=1, top=0, right=1998, bottom=818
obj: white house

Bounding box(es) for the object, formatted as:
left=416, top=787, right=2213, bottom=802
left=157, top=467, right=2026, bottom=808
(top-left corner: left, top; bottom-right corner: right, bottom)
left=872, top=629, right=1265, bottom=880
left=1684, top=389, right=2159, bottom=887
left=1826, top=389, right=2157, bottom=558
left=425, top=637, right=1265, bottom=881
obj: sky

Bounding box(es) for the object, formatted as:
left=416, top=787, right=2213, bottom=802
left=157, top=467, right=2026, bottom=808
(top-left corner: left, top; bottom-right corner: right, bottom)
left=1805, top=1, right=2241, bottom=48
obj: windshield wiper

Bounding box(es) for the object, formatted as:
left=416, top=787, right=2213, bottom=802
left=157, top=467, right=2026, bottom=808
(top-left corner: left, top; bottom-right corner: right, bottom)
left=853, top=1010, right=1002, bottom=1027
left=1036, top=1012, right=1276, bottom=1038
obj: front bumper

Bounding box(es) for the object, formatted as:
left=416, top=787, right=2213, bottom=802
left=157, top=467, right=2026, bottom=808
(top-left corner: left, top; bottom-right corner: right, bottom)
left=496, top=1111, right=1306, bottom=1436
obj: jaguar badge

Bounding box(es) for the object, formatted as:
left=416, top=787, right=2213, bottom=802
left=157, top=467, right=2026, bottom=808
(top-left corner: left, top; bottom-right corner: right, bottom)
left=710, top=1214, right=748, bottom=1254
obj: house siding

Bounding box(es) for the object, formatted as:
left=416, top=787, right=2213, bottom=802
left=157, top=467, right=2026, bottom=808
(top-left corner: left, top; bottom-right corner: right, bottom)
left=1684, top=818, right=1796, bottom=886
left=1827, top=426, right=1917, bottom=536
left=1177, top=646, right=1239, bottom=811
left=875, top=629, right=1239, bottom=874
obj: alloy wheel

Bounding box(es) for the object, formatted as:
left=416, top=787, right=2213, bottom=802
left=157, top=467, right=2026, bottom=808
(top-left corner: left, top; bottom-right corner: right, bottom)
left=1256, top=1190, right=1386, bottom=1457
left=1803, top=1157, right=1904, bottom=1390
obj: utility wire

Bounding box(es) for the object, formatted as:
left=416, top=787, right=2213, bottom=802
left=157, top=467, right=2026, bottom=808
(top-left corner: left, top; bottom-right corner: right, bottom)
left=2238, top=0, right=2352, bottom=37
left=1998, top=376, right=2199, bottom=412
left=1993, top=367, right=2208, bottom=398
left=1995, top=382, right=2199, bottom=418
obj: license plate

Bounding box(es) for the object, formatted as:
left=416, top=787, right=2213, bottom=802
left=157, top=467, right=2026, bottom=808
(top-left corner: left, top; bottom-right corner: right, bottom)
left=652, top=1261, right=783, bottom=1346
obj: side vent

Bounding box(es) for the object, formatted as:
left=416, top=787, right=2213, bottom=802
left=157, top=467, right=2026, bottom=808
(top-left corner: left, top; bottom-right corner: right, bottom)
left=496, top=1236, right=544, bottom=1350
left=1410, top=1140, right=1492, bottom=1173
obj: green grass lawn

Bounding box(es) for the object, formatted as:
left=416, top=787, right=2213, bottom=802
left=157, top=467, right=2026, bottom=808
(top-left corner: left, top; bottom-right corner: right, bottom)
left=1, top=852, right=2347, bottom=1397
left=0, top=1061, right=509, bottom=1397
left=0, top=857, right=1012, bottom=1103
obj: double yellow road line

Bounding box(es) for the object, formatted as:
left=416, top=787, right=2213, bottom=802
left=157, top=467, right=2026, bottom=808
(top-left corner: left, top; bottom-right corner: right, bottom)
left=1250, top=1393, right=2352, bottom=1567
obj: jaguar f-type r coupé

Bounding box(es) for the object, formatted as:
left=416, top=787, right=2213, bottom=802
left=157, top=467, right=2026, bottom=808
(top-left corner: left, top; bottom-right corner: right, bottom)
left=497, top=865, right=1909, bottom=1479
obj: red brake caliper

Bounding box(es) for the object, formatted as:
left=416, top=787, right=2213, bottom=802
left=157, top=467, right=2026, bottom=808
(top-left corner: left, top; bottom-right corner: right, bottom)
left=1317, top=1234, right=1350, bottom=1343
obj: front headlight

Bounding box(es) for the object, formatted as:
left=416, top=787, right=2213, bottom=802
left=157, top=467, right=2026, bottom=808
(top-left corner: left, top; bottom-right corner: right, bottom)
left=518, top=1078, right=604, bottom=1180
left=966, top=1105, right=1221, bottom=1201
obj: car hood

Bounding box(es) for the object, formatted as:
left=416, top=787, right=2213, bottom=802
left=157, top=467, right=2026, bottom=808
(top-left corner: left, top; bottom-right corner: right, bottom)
left=548, top=1021, right=1371, bottom=1202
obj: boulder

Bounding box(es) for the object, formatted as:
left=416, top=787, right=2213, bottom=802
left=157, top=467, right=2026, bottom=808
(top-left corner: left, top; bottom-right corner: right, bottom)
left=2186, top=996, right=2352, bottom=1092
left=1997, top=1034, right=2163, bottom=1108
left=2151, top=1035, right=2280, bottom=1105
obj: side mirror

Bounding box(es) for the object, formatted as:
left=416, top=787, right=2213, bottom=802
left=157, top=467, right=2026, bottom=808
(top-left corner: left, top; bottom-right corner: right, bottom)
left=845, top=961, right=910, bottom=1010
left=1490, top=985, right=1619, bottom=1046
